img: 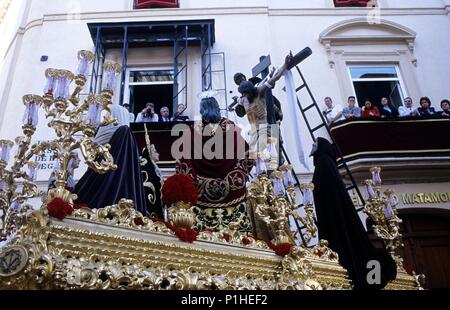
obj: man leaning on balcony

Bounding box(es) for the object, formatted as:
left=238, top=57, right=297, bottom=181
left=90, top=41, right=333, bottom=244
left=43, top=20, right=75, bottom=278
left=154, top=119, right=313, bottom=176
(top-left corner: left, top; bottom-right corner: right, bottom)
left=342, top=96, right=361, bottom=119
left=323, top=97, right=344, bottom=124
left=398, top=97, right=419, bottom=117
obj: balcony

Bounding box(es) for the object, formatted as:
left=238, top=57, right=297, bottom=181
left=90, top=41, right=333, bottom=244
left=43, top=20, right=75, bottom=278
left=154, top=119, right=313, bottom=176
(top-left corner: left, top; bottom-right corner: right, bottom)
left=331, top=116, right=450, bottom=183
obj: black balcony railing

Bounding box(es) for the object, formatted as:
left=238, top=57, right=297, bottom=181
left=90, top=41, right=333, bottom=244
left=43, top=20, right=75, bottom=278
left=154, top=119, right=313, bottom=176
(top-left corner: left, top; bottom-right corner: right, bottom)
left=330, top=116, right=450, bottom=161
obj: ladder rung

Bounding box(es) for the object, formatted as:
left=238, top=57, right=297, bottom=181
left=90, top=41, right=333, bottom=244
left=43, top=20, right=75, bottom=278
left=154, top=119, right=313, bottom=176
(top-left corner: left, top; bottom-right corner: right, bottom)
left=346, top=184, right=356, bottom=191
left=302, top=103, right=315, bottom=113
left=296, top=84, right=306, bottom=92
left=311, top=123, right=326, bottom=132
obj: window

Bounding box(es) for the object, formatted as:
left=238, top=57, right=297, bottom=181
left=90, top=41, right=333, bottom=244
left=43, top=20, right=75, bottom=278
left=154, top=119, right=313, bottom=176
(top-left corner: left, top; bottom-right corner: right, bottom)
left=124, top=68, right=175, bottom=121
left=349, top=65, right=406, bottom=109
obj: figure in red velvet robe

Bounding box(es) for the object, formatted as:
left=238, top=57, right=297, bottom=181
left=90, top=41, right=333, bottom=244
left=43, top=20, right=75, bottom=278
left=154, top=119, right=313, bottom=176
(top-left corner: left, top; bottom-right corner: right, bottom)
left=176, top=97, right=254, bottom=231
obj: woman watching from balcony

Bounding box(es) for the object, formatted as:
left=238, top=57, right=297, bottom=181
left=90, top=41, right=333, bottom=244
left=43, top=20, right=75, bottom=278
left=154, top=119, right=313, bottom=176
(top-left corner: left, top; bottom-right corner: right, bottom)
left=379, top=97, right=399, bottom=118
left=360, top=99, right=380, bottom=118
left=438, top=99, right=450, bottom=117
left=417, top=97, right=436, bottom=116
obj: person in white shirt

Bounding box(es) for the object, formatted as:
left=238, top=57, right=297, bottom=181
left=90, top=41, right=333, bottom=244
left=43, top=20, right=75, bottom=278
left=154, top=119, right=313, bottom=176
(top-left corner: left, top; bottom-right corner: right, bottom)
left=136, top=102, right=159, bottom=122
left=398, top=97, right=419, bottom=117
left=123, top=103, right=135, bottom=123
left=322, top=97, right=344, bottom=124
left=159, top=106, right=171, bottom=122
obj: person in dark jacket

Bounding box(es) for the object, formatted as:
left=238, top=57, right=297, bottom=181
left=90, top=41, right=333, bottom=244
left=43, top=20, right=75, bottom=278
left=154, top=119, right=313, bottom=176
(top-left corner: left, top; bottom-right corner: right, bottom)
left=438, top=99, right=450, bottom=117
left=380, top=97, right=399, bottom=118
left=311, top=137, right=397, bottom=290
left=417, top=96, right=436, bottom=116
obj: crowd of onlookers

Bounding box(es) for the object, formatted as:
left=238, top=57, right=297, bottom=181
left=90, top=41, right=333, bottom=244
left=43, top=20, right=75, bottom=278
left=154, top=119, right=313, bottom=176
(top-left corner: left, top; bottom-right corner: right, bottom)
left=123, top=102, right=190, bottom=123
left=322, top=96, right=450, bottom=125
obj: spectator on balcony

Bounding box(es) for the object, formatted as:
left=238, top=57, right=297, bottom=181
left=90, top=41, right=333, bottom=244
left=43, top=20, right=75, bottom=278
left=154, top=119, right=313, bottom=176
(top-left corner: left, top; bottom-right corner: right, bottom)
left=342, top=96, right=361, bottom=119
left=136, top=102, right=158, bottom=122
left=159, top=106, right=171, bottom=122
left=172, top=104, right=190, bottom=121
left=380, top=97, right=399, bottom=118
left=322, top=97, right=344, bottom=124
left=360, top=99, right=380, bottom=118
left=398, top=97, right=419, bottom=117
left=417, top=97, right=436, bottom=116
left=438, top=99, right=450, bottom=117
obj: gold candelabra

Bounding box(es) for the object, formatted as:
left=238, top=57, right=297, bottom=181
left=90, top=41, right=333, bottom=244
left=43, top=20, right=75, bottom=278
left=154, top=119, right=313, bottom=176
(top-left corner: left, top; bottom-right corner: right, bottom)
left=0, top=50, right=122, bottom=240
left=363, top=167, right=403, bottom=265
left=247, top=164, right=317, bottom=246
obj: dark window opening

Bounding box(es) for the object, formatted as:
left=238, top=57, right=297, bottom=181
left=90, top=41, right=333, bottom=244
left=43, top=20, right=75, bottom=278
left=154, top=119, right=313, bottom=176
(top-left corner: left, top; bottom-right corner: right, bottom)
left=129, top=84, right=174, bottom=121
left=353, top=80, right=404, bottom=110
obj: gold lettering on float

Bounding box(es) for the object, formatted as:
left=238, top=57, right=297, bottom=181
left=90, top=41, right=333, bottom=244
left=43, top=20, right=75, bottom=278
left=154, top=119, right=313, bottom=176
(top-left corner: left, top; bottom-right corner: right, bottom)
left=402, top=193, right=413, bottom=204
left=413, top=194, right=421, bottom=204
left=401, top=192, right=450, bottom=205
left=431, top=193, right=441, bottom=203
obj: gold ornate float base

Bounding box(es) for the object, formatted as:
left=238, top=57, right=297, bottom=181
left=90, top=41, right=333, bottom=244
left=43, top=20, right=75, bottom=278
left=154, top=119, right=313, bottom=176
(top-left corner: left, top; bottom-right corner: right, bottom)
left=0, top=205, right=419, bottom=290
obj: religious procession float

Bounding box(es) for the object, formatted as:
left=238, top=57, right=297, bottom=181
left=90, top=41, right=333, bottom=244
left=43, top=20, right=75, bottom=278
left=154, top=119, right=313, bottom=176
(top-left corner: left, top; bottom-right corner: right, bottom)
left=0, top=50, right=422, bottom=290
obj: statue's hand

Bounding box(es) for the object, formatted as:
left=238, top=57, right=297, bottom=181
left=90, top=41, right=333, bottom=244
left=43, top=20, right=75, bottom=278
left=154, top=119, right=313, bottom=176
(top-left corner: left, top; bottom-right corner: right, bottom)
left=269, top=67, right=276, bottom=78
left=285, top=52, right=294, bottom=67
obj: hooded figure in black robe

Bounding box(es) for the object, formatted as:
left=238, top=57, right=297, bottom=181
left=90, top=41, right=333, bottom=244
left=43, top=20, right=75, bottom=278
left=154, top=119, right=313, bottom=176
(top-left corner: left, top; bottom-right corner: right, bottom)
left=74, top=105, right=148, bottom=215
left=311, top=137, right=397, bottom=290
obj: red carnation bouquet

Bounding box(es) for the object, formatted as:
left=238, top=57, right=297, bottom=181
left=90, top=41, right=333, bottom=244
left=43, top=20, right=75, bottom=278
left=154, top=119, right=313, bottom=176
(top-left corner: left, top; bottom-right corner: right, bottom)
left=162, top=174, right=197, bottom=206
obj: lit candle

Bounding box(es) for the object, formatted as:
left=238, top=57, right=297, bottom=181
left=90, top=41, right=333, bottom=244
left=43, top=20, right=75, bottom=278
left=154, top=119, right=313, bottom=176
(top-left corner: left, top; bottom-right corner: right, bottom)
left=54, top=71, right=74, bottom=99
left=271, top=171, right=286, bottom=196
left=302, top=183, right=314, bottom=206
left=86, top=96, right=103, bottom=128
left=364, top=179, right=376, bottom=199
left=77, top=50, right=95, bottom=76
left=370, top=167, right=382, bottom=186
left=282, top=165, right=295, bottom=187
left=43, top=69, right=57, bottom=96
left=383, top=202, right=394, bottom=219
left=0, top=140, right=14, bottom=162
left=22, top=95, right=42, bottom=128
left=102, top=62, right=122, bottom=92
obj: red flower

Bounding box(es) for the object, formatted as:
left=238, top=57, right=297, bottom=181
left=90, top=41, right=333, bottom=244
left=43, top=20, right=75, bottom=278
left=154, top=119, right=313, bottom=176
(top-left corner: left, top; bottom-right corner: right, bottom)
left=222, top=233, right=231, bottom=242
left=162, top=174, right=198, bottom=206
left=165, top=222, right=198, bottom=243
left=47, top=198, right=73, bottom=220
left=134, top=217, right=144, bottom=226
left=242, top=237, right=252, bottom=245
left=268, top=242, right=294, bottom=257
